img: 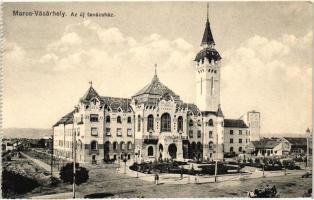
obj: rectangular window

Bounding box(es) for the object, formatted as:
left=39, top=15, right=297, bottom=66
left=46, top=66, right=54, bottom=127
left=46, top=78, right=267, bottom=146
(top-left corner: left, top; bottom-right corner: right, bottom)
left=127, top=128, right=132, bottom=136
left=106, top=128, right=111, bottom=136
left=91, top=128, right=98, bottom=136
left=246, top=139, right=248, bottom=143
left=117, top=128, right=122, bottom=137
left=230, top=138, right=233, bottom=144
left=209, top=131, right=213, bottom=138
left=77, top=128, right=80, bottom=136
left=90, top=114, right=99, bottom=122
left=230, top=130, right=233, bottom=135
left=239, top=138, right=242, bottom=143
left=239, top=130, right=242, bottom=135
left=197, top=130, right=201, bottom=138
left=189, top=130, right=193, bottom=138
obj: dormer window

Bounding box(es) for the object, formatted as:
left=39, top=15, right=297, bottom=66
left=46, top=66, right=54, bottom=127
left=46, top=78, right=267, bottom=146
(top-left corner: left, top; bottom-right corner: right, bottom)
left=90, top=114, right=99, bottom=122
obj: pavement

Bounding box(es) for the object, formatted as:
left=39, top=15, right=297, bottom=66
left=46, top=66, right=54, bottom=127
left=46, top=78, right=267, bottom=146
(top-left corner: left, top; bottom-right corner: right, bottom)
left=20, top=152, right=60, bottom=178
left=30, top=192, right=73, bottom=199
left=116, top=161, right=309, bottom=185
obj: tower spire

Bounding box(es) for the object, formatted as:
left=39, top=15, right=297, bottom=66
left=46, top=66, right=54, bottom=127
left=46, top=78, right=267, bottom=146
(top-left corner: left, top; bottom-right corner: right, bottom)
left=201, top=3, right=215, bottom=47
left=207, top=2, right=209, bottom=21
left=154, top=64, right=157, bottom=77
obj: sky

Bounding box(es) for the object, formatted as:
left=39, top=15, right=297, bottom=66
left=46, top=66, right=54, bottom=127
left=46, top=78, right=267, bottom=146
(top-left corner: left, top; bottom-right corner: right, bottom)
left=3, top=2, right=313, bottom=135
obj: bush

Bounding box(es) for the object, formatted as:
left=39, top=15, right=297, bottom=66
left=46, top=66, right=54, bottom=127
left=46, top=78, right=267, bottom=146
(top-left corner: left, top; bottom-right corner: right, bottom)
left=59, top=163, right=89, bottom=185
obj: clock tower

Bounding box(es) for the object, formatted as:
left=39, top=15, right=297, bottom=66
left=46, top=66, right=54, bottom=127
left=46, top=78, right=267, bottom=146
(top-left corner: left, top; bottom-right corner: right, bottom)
left=194, top=11, right=222, bottom=112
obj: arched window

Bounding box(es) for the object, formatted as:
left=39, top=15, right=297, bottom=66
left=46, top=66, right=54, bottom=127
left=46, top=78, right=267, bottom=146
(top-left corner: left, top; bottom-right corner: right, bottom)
left=208, top=141, right=214, bottom=149
left=137, top=115, right=141, bottom=131
left=197, top=142, right=202, bottom=151
left=117, top=116, right=122, bottom=124
left=189, top=119, right=194, bottom=127
left=239, top=147, right=242, bottom=152
left=91, top=141, right=98, bottom=150
left=113, top=142, right=118, bottom=150
left=120, top=142, right=125, bottom=150
left=177, top=116, right=183, bottom=132
left=127, top=116, right=132, bottom=123
left=197, top=120, right=201, bottom=126
left=147, top=115, right=154, bottom=132
left=208, top=119, right=213, bottom=126
left=230, top=147, right=234, bottom=152
left=148, top=146, right=154, bottom=156
left=127, top=142, right=132, bottom=150
left=106, top=116, right=110, bottom=123
left=161, top=113, right=171, bottom=132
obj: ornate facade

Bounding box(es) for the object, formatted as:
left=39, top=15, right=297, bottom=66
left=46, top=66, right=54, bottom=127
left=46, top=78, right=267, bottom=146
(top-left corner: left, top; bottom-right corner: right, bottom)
left=53, top=14, right=260, bottom=164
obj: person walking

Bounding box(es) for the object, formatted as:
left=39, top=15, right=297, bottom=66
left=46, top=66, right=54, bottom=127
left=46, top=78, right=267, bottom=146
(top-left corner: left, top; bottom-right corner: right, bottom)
left=154, top=173, right=159, bottom=185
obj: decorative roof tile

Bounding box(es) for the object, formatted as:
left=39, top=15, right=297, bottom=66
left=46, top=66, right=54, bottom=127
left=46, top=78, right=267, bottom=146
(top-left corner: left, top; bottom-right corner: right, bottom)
left=100, top=96, right=132, bottom=112
left=53, top=110, right=75, bottom=127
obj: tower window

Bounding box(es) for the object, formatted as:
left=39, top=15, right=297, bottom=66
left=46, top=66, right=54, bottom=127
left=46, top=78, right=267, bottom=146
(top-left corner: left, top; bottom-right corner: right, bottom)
left=147, top=115, right=154, bottom=132
left=177, top=116, right=183, bottom=132
left=230, top=138, right=233, bottom=143
left=106, top=116, right=110, bottom=123
left=209, top=131, right=213, bottom=138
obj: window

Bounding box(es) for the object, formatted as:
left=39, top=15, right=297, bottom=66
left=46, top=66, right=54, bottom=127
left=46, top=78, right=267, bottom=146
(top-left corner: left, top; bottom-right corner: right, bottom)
left=128, top=154, right=131, bottom=159
left=127, top=116, right=132, bottom=123
left=197, top=120, right=201, bottom=126
left=117, top=128, right=122, bottom=137
left=208, top=119, right=213, bottom=126
left=147, top=146, right=154, bottom=156
left=77, top=128, right=80, bottom=136
left=177, top=116, right=183, bottom=132
left=209, top=142, right=214, bottom=149
left=230, top=130, right=234, bottom=135
left=239, top=130, right=242, bottom=135
left=117, top=116, right=122, bottom=124
left=90, top=114, right=99, bottom=122
left=137, top=115, right=141, bottom=131
left=239, top=147, right=242, bottom=152
left=127, top=142, right=132, bottom=150
left=106, top=128, right=111, bottom=136
left=120, top=142, right=125, bottom=150
left=230, top=138, right=233, bottom=143
left=113, top=142, right=118, bottom=150
left=161, top=113, right=171, bottom=132
left=209, top=131, right=213, bottom=138
left=230, top=147, right=234, bottom=152
left=91, top=141, right=98, bottom=150
left=106, top=116, right=110, bottom=123
left=239, top=138, right=242, bottom=144
left=197, top=130, right=201, bottom=138
left=246, top=139, right=248, bottom=143
left=147, top=115, right=154, bottom=131
left=189, top=130, right=193, bottom=138
left=91, top=128, right=98, bottom=136
left=189, top=119, right=194, bottom=127
left=127, top=128, right=132, bottom=136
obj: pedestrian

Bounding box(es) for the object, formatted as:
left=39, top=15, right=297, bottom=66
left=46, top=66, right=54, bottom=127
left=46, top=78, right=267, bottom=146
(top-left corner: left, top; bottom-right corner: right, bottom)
left=155, top=173, right=159, bottom=185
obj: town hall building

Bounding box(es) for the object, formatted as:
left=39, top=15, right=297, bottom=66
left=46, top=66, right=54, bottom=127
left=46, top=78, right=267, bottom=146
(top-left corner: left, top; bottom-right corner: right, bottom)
left=52, top=12, right=260, bottom=164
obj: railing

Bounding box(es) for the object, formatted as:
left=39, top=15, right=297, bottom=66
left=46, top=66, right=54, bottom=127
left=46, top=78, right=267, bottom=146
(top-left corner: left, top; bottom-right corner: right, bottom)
left=89, top=149, right=99, bottom=155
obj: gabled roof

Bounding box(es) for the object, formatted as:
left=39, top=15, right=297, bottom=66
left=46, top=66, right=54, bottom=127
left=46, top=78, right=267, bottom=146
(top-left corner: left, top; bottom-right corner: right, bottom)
left=251, top=138, right=281, bottom=149
left=133, top=74, right=179, bottom=99
left=80, top=86, right=100, bottom=102
left=176, top=103, right=200, bottom=115
left=284, top=137, right=307, bottom=147
left=201, top=19, right=215, bottom=46
left=101, top=96, right=132, bottom=112
left=53, top=110, right=75, bottom=127
left=224, top=119, right=248, bottom=128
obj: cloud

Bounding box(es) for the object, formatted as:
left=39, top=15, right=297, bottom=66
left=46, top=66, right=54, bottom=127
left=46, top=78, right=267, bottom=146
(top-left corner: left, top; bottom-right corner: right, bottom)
left=221, top=32, right=312, bottom=134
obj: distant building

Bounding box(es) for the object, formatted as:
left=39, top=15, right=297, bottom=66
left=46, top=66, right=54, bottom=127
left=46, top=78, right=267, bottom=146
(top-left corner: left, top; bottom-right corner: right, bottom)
left=246, top=110, right=261, bottom=141
left=246, top=138, right=290, bottom=157
left=283, top=137, right=312, bottom=155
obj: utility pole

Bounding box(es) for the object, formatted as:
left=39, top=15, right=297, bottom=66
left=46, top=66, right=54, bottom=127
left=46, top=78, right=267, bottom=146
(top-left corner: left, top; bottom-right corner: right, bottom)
left=51, top=131, right=54, bottom=176
left=214, top=123, right=218, bottom=182
left=306, top=128, right=311, bottom=169
left=72, top=126, right=76, bottom=198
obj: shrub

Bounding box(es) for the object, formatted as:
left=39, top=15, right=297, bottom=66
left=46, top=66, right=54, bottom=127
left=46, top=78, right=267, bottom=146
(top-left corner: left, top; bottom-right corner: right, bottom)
left=59, top=163, right=89, bottom=185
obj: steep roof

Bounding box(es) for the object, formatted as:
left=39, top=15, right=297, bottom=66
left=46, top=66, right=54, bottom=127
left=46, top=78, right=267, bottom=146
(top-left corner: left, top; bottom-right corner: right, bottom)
left=100, top=96, right=132, bottom=112
left=176, top=103, right=200, bottom=115
left=251, top=138, right=281, bottom=149
left=133, top=74, right=179, bottom=98
left=53, top=110, right=75, bottom=127
left=284, top=137, right=307, bottom=147
left=194, top=48, right=221, bottom=61
left=201, top=19, right=215, bottom=46
left=224, top=119, right=248, bottom=128
left=80, top=86, right=100, bottom=102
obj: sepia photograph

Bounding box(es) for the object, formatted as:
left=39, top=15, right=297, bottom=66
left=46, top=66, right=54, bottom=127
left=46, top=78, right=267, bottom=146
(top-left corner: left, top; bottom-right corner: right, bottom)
left=2, top=1, right=313, bottom=198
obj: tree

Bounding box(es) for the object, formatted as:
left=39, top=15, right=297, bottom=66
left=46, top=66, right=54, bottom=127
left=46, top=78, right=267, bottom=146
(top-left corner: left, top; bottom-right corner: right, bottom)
left=59, top=163, right=89, bottom=185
